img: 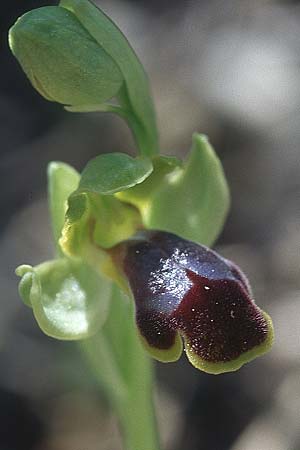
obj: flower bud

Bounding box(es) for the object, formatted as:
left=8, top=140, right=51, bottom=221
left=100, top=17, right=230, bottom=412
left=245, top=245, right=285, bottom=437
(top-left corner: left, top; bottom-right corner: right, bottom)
left=9, top=6, right=123, bottom=106
left=113, top=230, right=274, bottom=374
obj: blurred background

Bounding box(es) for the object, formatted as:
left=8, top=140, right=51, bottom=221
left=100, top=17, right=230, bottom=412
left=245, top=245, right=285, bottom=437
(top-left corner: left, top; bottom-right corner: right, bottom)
left=1, top=0, right=300, bottom=449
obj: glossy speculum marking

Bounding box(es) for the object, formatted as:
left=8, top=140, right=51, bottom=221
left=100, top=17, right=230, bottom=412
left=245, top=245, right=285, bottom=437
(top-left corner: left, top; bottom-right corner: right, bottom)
left=116, top=230, right=274, bottom=374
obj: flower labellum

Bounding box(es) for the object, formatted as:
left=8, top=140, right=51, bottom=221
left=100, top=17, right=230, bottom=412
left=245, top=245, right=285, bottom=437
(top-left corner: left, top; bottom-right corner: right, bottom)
left=112, top=230, right=274, bottom=374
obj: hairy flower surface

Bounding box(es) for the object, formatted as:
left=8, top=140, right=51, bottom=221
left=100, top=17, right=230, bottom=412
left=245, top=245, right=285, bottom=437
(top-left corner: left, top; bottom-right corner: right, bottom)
left=113, top=230, right=274, bottom=374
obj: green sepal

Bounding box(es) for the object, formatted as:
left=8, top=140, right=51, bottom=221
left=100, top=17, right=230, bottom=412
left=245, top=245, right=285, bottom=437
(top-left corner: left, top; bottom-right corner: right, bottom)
left=9, top=6, right=123, bottom=108
left=17, top=265, right=35, bottom=307
left=16, top=259, right=111, bottom=340
left=79, top=153, right=153, bottom=195
left=59, top=0, right=159, bottom=156
left=48, top=161, right=80, bottom=252
left=118, top=134, right=230, bottom=246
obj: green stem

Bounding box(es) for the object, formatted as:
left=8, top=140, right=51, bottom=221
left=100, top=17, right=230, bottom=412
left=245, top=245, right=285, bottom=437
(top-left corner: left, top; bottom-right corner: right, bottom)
left=60, top=0, right=160, bottom=158
left=117, top=85, right=159, bottom=158
left=116, top=356, right=160, bottom=450
left=65, top=99, right=158, bottom=159
left=79, top=285, right=161, bottom=450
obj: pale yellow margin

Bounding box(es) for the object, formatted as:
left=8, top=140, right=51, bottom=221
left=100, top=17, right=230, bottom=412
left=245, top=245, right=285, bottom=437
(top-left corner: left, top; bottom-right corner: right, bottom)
left=139, top=311, right=274, bottom=372
left=140, top=331, right=183, bottom=362
left=184, top=310, right=274, bottom=374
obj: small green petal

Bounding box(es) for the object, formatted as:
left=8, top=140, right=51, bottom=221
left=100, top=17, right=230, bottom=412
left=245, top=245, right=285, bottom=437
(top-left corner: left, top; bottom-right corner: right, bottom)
left=60, top=191, right=141, bottom=260
left=59, top=193, right=91, bottom=258
left=47, top=161, right=80, bottom=250
left=16, top=259, right=111, bottom=340
left=59, top=153, right=149, bottom=258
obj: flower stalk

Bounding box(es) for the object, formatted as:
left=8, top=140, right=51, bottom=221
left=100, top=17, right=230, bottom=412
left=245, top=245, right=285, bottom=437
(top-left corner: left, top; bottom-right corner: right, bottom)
left=80, top=285, right=161, bottom=450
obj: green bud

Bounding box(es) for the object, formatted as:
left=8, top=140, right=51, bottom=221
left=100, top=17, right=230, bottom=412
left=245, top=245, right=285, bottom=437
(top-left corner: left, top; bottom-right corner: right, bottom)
left=9, top=6, right=123, bottom=107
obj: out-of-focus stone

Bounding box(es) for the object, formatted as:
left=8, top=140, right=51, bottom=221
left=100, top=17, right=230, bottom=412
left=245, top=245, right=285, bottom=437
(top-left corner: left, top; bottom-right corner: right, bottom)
left=268, top=291, right=300, bottom=366
left=230, top=415, right=288, bottom=450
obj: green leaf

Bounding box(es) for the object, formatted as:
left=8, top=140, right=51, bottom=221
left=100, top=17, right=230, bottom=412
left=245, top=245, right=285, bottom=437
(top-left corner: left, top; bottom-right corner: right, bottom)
left=118, top=134, right=230, bottom=246
left=16, top=259, right=111, bottom=340
left=79, top=153, right=153, bottom=195
left=48, top=161, right=80, bottom=251
left=9, top=6, right=123, bottom=107
left=60, top=0, right=159, bottom=156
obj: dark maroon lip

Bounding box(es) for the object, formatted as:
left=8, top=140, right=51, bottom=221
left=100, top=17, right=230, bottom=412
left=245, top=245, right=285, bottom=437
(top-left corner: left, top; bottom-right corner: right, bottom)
left=171, top=271, right=268, bottom=362
left=118, top=230, right=269, bottom=364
